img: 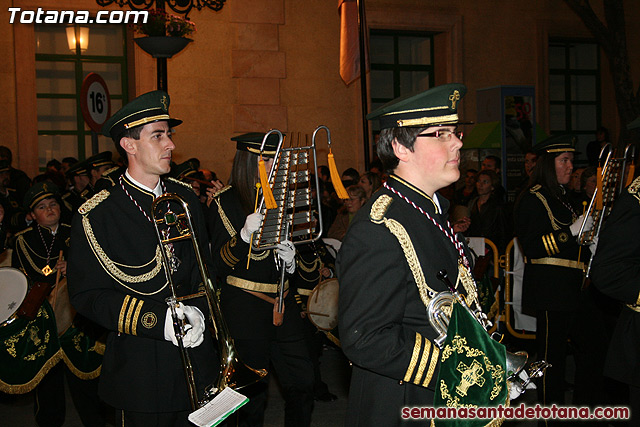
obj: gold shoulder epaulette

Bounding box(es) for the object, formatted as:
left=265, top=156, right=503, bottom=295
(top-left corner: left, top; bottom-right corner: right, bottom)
left=628, top=176, right=640, bottom=195
left=166, top=176, right=192, bottom=189
left=370, top=194, right=393, bottom=223
left=101, top=166, right=119, bottom=177
left=78, top=190, right=109, bottom=215
left=529, top=184, right=541, bottom=193
left=214, top=185, right=232, bottom=198
left=14, top=226, right=33, bottom=237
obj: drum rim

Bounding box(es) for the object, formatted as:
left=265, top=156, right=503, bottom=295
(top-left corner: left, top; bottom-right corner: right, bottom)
left=306, top=278, right=339, bottom=331
left=0, top=267, right=29, bottom=326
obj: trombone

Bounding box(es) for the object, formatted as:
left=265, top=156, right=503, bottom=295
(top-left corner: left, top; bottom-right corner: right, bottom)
left=152, top=193, right=267, bottom=410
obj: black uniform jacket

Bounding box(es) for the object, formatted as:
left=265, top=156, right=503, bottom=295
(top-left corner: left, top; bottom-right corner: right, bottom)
left=208, top=185, right=304, bottom=341
left=514, top=185, right=584, bottom=312
left=67, top=175, right=217, bottom=412
left=337, top=175, right=477, bottom=426
left=13, top=223, right=69, bottom=285
left=590, top=177, right=640, bottom=386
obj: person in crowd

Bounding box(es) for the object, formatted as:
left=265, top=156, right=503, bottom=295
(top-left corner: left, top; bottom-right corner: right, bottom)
left=12, top=181, right=105, bottom=427
left=481, top=154, right=506, bottom=202
left=581, top=166, right=597, bottom=201
left=0, top=146, right=32, bottom=206
left=587, top=126, right=609, bottom=167
left=338, top=84, right=508, bottom=425
left=60, top=157, right=78, bottom=177
left=84, top=152, right=115, bottom=192
left=341, top=167, right=360, bottom=188
left=61, top=158, right=93, bottom=218
left=68, top=90, right=218, bottom=426
left=0, top=160, right=23, bottom=233
left=467, top=169, right=509, bottom=251
left=358, top=171, right=382, bottom=200
left=317, top=165, right=330, bottom=185
left=207, top=132, right=314, bottom=427
left=453, top=168, right=478, bottom=207
left=327, top=184, right=366, bottom=241
left=514, top=134, right=607, bottom=417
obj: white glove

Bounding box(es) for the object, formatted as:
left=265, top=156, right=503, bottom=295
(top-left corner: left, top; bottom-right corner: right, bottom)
left=276, top=240, right=296, bottom=274
left=508, top=369, right=536, bottom=401
left=181, top=304, right=205, bottom=348
left=163, top=304, right=205, bottom=348
left=570, top=214, right=593, bottom=236
left=240, top=213, right=263, bottom=244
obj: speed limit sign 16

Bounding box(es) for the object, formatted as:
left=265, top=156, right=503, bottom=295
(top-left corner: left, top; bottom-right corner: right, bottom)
left=81, top=73, right=111, bottom=133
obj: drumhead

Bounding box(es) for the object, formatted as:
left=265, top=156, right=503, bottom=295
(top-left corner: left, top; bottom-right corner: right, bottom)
left=0, top=268, right=28, bottom=324
left=307, top=278, right=339, bottom=331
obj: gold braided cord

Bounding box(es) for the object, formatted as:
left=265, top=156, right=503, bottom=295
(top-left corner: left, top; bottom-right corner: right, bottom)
left=297, top=256, right=321, bottom=273
left=215, top=197, right=236, bottom=238
left=415, top=338, right=431, bottom=384
left=531, top=190, right=571, bottom=230
left=118, top=296, right=130, bottom=333
left=383, top=218, right=436, bottom=305
left=78, top=190, right=109, bottom=215
left=423, top=345, right=439, bottom=388
left=456, top=262, right=479, bottom=308
left=82, top=216, right=167, bottom=294
left=369, top=194, right=393, bottom=223
left=16, top=236, right=58, bottom=275
left=250, top=249, right=270, bottom=261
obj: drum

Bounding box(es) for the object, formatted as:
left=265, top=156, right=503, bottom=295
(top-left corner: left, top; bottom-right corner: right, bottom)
left=48, top=278, right=76, bottom=336
left=0, top=267, right=28, bottom=327
left=306, top=278, right=339, bottom=331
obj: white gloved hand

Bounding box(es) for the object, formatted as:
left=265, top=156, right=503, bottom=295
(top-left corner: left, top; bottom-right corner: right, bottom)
left=163, top=304, right=205, bottom=348
left=276, top=240, right=296, bottom=274
left=240, top=213, right=263, bottom=244
left=570, top=214, right=593, bottom=236
left=180, top=304, right=205, bottom=348
left=164, top=304, right=185, bottom=346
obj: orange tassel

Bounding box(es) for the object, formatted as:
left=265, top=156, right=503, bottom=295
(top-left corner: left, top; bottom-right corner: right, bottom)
left=328, top=150, right=349, bottom=200
left=626, top=164, right=635, bottom=187
left=596, top=166, right=603, bottom=210
left=259, top=156, right=278, bottom=210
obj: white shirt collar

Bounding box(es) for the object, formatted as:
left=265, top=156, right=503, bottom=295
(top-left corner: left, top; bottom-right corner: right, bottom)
left=125, top=170, right=163, bottom=198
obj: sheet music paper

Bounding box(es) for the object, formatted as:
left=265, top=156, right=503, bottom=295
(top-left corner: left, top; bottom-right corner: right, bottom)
left=188, top=387, right=248, bottom=427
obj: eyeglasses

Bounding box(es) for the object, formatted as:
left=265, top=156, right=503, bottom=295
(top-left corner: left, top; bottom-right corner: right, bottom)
left=417, top=129, right=463, bottom=141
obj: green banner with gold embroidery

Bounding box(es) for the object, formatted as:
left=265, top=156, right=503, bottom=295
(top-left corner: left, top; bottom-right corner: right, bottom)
left=0, top=302, right=62, bottom=394
left=60, top=325, right=104, bottom=380
left=433, top=301, right=508, bottom=427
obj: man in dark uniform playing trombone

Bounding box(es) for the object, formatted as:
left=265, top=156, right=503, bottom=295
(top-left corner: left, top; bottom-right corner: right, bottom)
left=67, top=90, right=217, bottom=427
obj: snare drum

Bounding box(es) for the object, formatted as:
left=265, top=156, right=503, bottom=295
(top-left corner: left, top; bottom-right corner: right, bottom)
left=0, top=267, right=28, bottom=327
left=306, top=278, right=339, bottom=331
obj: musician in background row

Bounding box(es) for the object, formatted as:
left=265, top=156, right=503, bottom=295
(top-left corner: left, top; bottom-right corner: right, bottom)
left=68, top=91, right=217, bottom=427
left=338, top=84, right=486, bottom=425
left=514, top=135, right=608, bottom=417
left=208, top=132, right=314, bottom=427
left=11, top=181, right=104, bottom=427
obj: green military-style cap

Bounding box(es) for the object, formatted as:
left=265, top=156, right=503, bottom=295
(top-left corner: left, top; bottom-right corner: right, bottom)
left=24, top=181, right=59, bottom=210
left=532, top=134, right=577, bottom=155
left=102, top=90, right=183, bottom=140
left=231, top=132, right=283, bottom=157
left=85, top=151, right=115, bottom=170
left=171, top=160, right=198, bottom=181
left=367, top=83, right=467, bottom=129
left=66, top=158, right=89, bottom=178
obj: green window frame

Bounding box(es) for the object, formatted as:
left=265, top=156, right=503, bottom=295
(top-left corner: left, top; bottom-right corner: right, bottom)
left=548, top=38, right=601, bottom=164
left=35, top=23, right=129, bottom=170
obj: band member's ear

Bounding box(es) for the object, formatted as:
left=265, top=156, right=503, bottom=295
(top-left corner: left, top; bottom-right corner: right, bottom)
left=392, top=138, right=410, bottom=163
left=120, top=137, right=136, bottom=155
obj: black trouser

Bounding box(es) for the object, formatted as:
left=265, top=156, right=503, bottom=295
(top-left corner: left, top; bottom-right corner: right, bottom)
left=34, top=363, right=105, bottom=427
left=230, top=336, right=314, bottom=427
left=302, top=318, right=331, bottom=397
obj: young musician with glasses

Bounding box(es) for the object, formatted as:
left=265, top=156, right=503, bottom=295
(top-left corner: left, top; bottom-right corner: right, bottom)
left=338, top=84, right=493, bottom=425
